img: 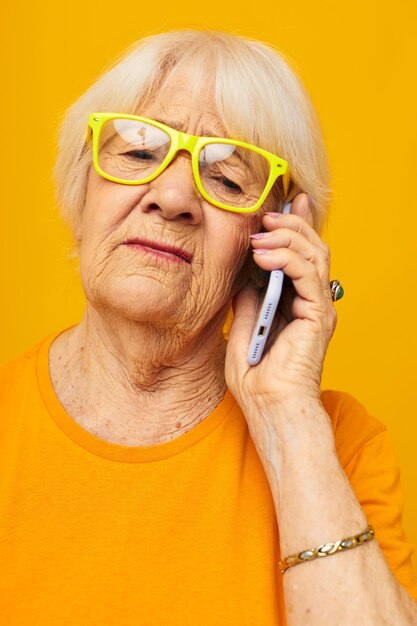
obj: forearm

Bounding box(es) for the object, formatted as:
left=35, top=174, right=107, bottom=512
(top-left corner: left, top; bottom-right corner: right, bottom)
left=252, top=396, right=417, bottom=626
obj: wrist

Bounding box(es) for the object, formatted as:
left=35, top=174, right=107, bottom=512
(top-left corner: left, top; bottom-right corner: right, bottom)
left=243, top=384, right=322, bottom=414
left=243, top=395, right=336, bottom=478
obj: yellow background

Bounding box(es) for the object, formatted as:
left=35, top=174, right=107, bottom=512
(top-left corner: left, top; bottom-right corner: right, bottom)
left=1, top=0, right=416, bottom=563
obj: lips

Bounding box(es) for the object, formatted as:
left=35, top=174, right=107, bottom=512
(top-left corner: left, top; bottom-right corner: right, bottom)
left=123, top=238, right=193, bottom=264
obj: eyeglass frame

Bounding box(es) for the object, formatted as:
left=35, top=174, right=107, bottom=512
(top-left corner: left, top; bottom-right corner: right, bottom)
left=86, top=112, right=291, bottom=214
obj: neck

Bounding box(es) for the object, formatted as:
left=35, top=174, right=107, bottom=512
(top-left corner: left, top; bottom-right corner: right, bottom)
left=49, top=304, right=230, bottom=445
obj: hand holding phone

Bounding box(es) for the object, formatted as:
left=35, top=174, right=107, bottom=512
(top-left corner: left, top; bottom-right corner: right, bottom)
left=246, top=201, right=292, bottom=365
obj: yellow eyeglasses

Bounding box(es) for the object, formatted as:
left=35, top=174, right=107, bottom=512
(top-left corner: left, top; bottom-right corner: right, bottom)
left=86, top=112, right=291, bottom=214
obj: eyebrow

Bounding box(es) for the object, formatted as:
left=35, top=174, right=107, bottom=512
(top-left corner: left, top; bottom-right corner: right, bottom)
left=152, top=117, right=227, bottom=138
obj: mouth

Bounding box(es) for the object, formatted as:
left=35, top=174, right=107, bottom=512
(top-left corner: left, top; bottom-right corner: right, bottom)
left=123, top=238, right=193, bottom=264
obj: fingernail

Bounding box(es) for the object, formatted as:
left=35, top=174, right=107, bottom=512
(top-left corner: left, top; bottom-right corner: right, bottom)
left=249, top=233, right=265, bottom=239
left=253, top=249, right=270, bottom=255
left=266, top=212, right=283, bottom=218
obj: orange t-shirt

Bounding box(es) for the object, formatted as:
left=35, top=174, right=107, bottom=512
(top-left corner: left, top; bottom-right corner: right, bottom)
left=1, top=327, right=417, bottom=625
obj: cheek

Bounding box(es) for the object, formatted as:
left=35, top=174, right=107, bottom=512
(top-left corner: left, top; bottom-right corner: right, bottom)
left=224, top=213, right=262, bottom=290
left=79, top=174, right=150, bottom=285
left=203, top=211, right=259, bottom=272
left=82, top=169, right=148, bottom=237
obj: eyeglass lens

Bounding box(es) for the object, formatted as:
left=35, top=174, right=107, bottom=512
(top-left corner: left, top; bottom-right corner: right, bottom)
left=97, top=119, right=271, bottom=209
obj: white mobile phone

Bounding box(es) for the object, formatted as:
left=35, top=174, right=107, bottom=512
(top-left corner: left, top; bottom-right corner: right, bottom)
left=247, top=200, right=293, bottom=366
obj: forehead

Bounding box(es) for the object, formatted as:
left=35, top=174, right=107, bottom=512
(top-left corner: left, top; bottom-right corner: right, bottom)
left=140, top=64, right=228, bottom=138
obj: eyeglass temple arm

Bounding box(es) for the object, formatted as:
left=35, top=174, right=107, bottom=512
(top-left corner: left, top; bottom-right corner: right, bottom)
left=282, top=168, right=291, bottom=198
left=85, top=125, right=92, bottom=144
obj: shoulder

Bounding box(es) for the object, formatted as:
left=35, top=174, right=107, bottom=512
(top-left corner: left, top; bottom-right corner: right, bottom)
left=320, top=389, right=387, bottom=469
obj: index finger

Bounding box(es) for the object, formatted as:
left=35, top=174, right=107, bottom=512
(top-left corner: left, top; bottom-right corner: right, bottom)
left=263, top=193, right=326, bottom=251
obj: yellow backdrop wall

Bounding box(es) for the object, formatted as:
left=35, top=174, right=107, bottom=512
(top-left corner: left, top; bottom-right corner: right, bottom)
left=1, top=0, right=416, bottom=565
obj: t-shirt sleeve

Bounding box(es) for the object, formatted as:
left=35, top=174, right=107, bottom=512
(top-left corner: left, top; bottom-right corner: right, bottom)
left=323, top=391, right=417, bottom=603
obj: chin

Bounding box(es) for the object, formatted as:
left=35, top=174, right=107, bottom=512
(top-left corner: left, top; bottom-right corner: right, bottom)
left=96, top=281, right=184, bottom=323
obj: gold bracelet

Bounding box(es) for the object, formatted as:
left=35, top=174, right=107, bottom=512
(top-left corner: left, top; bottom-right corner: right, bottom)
left=279, top=525, right=375, bottom=574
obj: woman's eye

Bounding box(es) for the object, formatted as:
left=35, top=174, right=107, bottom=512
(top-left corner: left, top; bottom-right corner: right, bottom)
left=220, top=177, right=242, bottom=193
left=123, top=150, right=154, bottom=160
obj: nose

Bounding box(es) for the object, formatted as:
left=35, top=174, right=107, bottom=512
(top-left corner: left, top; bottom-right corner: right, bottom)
left=139, top=153, right=203, bottom=224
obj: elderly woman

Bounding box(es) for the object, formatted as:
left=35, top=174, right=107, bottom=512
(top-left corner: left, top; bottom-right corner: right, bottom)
left=1, top=30, right=417, bottom=626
